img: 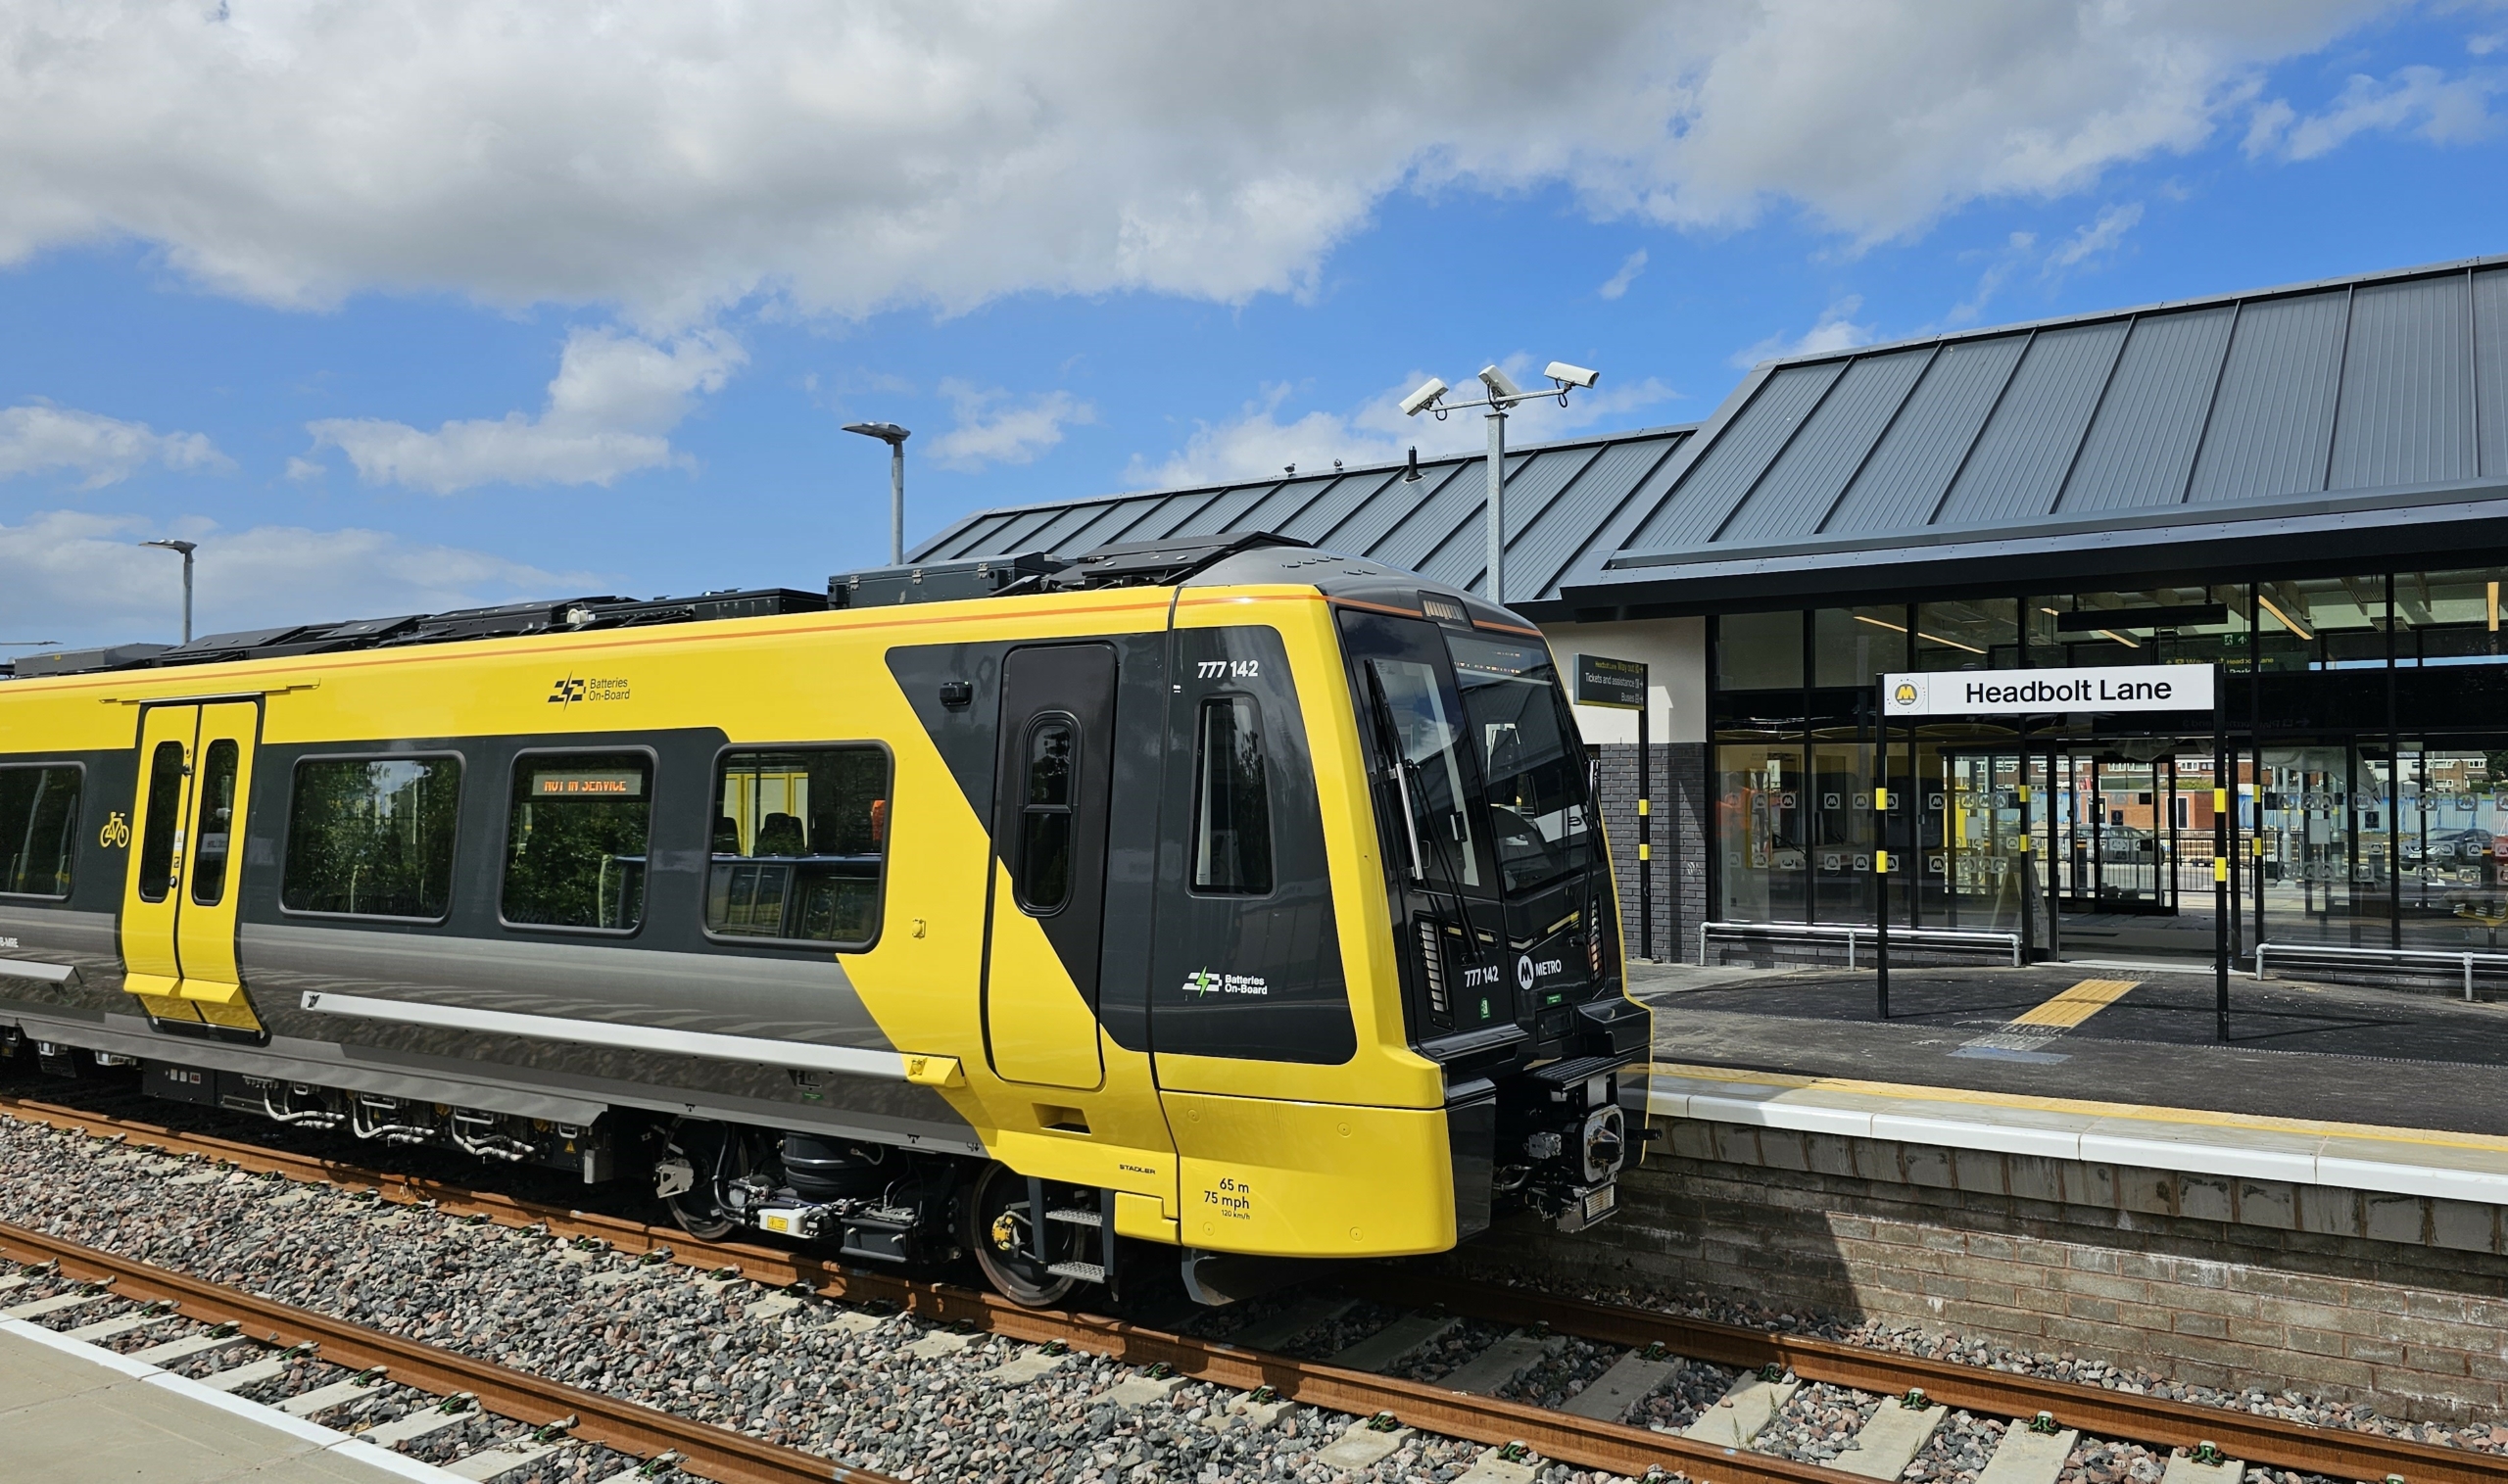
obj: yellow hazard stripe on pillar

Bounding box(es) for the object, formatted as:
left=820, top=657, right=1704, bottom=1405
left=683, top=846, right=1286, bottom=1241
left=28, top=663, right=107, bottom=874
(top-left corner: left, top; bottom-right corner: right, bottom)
left=2214, top=856, right=2230, bottom=883
left=2008, top=978, right=2141, bottom=1029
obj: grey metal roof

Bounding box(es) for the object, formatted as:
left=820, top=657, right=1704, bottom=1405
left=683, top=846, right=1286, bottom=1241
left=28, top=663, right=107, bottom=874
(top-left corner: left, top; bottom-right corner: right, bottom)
left=913, top=253, right=2508, bottom=619
left=910, top=424, right=1699, bottom=606
left=1574, top=253, right=2508, bottom=610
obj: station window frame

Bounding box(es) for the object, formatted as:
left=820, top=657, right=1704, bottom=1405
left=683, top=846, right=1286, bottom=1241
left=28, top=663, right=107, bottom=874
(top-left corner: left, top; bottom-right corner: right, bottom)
left=496, top=743, right=661, bottom=938
left=699, top=739, right=893, bottom=953
left=275, top=750, right=466, bottom=925
left=0, top=760, right=83, bottom=902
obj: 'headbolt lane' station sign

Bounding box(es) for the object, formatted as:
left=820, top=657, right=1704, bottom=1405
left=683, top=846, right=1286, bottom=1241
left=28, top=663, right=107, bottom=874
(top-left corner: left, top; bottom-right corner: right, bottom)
left=1883, top=663, right=2216, bottom=717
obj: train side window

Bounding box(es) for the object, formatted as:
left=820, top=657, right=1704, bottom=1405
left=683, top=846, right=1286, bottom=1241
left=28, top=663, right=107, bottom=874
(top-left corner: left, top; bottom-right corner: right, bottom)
left=502, top=752, right=653, bottom=932
left=1017, top=718, right=1076, bottom=913
left=705, top=746, right=891, bottom=946
left=136, top=742, right=185, bottom=903
left=0, top=765, right=81, bottom=899
left=1189, top=696, right=1273, bottom=895
left=281, top=757, right=461, bottom=920
left=188, top=741, right=240, bottom=907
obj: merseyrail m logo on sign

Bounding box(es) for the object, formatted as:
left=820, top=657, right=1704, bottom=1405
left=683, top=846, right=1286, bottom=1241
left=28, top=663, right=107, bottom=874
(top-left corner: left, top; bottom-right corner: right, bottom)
left=1883, top=664, right=2216, bottom=717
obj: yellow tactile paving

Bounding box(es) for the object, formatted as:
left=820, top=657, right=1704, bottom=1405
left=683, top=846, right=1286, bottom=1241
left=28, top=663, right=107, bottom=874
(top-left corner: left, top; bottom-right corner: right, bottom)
left=1644, top=1060, right=2508, bottom=1156
left=2005, top=978, right=2141, bottom=1029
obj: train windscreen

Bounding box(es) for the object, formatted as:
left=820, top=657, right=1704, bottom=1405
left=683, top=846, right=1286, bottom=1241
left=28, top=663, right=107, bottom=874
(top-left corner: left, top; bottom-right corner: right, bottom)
left=1444, top=633, right=1600, bottom=898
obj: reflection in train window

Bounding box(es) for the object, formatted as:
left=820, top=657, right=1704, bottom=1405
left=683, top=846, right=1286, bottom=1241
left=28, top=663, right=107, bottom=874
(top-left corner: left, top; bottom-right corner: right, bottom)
left=706, top=747, right=890, bottom=945
left=189, top=740, right=241, bottom=907
left=503, top=752, right=653, bottom=931
left=1190, top=696, right=1273, bottom=895
left=282, top=756, right=461, bottom=919
left=0, top=765, right=80, bottom=898
left=1016, top=721, right=1075, bottom=913
left=136, top=742, right=185, bottom=904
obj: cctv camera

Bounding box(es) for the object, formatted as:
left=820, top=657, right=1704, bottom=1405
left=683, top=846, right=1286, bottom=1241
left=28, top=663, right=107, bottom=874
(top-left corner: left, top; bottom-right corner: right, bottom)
left=1545, top=361, right=1600, bottom=390
left=1477, top=364, right=1525, bottom=401
left=1400, top=378, right=1449, bottom=417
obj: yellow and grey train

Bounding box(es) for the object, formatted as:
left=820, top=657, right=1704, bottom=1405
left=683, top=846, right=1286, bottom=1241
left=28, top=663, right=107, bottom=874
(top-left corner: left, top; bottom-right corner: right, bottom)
left=0, top=533, right=1647, bottom=1305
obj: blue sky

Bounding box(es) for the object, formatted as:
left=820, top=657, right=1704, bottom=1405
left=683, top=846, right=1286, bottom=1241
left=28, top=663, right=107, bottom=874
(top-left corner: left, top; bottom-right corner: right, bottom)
left=2, top=2, right=2505, bottom=648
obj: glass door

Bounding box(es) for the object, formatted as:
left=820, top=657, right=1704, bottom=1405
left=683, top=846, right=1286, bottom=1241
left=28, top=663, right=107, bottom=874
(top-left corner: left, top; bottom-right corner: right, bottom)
left=2256, top=745, right=2379, bottom=945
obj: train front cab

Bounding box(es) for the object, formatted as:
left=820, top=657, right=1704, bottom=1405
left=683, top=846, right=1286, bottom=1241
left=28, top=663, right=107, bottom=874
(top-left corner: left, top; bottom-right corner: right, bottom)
left=981, top=571, right=1649, bottom=1305
left=1327, top=589, right=1651, bottom=1252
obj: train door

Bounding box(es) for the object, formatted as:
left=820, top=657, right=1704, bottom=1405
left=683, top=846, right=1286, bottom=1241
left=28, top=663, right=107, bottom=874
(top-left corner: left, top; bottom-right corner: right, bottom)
left=982, top=644, right=1116, bottom=1089
left=119, top=700, right=265, bottom=1038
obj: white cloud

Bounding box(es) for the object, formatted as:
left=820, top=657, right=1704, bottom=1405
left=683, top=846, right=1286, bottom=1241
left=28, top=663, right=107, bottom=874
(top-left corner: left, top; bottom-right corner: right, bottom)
left=1598, top=249, right=1649, bottom=301
left=2244, top=64, right=2500, bottom=160
left=1125, top=364, right=1679, bottom=490
left=927, top=380, right=1095, bottom=471
left=1732, top=297, right=1876, bottom=367
left=2046, top=202, right=2145, bottom=270
left=305, top=327, right=743, bottom=494
left=0, top=403, right=227, bottom=488
left=0, top=509, right=578, bottom=647
left=0, top=3, right=2406, bottom=322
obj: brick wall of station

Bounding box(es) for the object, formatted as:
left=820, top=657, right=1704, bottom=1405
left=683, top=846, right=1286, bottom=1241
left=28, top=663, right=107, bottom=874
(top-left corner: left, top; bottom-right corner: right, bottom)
left=1461, top=1116, right=2508, bottom=1423
left=1596, top=742, right=1709, bottom=963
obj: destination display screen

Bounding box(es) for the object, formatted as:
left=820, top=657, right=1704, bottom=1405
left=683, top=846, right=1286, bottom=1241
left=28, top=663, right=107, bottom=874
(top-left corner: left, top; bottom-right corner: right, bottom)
left=530, top=770, right=646, bottom=798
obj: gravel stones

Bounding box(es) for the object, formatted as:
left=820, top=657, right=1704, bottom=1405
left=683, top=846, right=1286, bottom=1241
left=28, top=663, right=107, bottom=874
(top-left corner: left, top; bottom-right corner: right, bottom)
left=0, top=1111, right=1623, bottom=1483
left=1758, top=1379, right=1879, bottom=1463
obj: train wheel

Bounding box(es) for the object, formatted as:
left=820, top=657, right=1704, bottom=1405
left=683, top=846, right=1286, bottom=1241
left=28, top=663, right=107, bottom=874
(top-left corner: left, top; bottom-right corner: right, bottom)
left=963, top=1162, right=1081, bottom=1308
left=659, top=1118, right=748, bottom=1241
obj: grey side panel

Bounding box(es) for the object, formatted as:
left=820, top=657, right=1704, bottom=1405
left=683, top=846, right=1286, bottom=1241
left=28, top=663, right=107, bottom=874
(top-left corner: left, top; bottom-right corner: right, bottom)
left=2189, top=291, right=2350, bottom=503
left=232, top=922, right=979, bottom=1147
left=2058, top=305, right=2237, bottom=513
left=244, top=922, right=891, bottom=1048
left=2332, top=274, right=2475, bottom=491
left=1627, top=362, right=1846, bottom=552
left=0, top=905, right=122, bottom=1012
left=1934, top=320, right=2131, bottom=526
left=2481, top=267, right=2508, bottom=480
left=1821, top=335, right=2028, bottom=536
left=1716, top=348, right=1932, bottom=545
left=6, top=1007, right=980, bottom=1151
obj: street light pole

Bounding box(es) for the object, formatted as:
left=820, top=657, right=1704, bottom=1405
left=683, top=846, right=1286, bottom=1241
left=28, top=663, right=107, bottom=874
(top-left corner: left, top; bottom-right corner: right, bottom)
left=141, top=539, right=198, bottom=643
left=843, top=422, right=912, bottom=565
left=1485, top=405, right=1507, bottom=605
left=1402, top=361, right=1598, bottom=606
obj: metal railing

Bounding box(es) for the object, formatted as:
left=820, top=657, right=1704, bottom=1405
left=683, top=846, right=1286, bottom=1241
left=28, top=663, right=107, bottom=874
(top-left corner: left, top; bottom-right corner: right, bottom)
left=1699, top=920, right=2023, bottom=969
left=2254, top=940, right=2508, bottom=1001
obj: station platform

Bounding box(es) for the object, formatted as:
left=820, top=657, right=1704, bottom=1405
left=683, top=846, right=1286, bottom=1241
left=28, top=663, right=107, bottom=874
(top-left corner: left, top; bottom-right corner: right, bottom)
left=1626, top=958, right=2508, bottom=1205
left=0, top=1319, right=449, bottom=1483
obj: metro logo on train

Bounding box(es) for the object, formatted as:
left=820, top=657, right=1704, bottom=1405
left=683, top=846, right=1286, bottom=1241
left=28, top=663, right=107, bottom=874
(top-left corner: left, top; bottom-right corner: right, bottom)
left=1883, top=663, right=2218, bottom=716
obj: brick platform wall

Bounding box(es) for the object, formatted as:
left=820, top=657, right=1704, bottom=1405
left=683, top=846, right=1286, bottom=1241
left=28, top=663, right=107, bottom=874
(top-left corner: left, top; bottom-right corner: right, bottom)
left=1458, top=1117, right=2508, bottom=1423
left=1597, top=742, right=1709, bottom=963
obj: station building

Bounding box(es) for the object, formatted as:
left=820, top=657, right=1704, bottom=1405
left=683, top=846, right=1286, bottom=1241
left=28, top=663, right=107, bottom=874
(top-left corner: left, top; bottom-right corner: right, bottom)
left=918, top=253, right=2508, bottom=975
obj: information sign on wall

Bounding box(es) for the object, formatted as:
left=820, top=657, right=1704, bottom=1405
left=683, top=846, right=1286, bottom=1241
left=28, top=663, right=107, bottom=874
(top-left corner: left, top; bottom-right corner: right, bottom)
left=1881, top=663, right=2216, bottom=717
left=1574, top=654, right=1648, bottom=710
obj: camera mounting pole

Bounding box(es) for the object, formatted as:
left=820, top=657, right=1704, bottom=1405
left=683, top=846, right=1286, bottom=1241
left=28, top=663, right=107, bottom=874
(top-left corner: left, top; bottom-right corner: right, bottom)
left=1399, top=363, right=1600, bottom=604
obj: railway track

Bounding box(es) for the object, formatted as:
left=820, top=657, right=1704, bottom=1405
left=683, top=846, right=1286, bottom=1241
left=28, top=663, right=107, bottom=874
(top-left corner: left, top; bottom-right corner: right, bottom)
left=4, top=1089, right=2502, bottom=1484
left=0, top=1217, right=870, bottom=1484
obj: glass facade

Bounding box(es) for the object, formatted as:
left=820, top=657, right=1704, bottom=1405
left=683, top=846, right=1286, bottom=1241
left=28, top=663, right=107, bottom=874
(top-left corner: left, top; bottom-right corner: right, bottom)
left=1710, top=568, right=2508, bottom=957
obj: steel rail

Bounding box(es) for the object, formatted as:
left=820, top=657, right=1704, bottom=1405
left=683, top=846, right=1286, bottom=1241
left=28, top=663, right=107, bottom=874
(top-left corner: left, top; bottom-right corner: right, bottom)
left=1377, top=1274, right=2508, bottom=1484
left=11, top=1093, right=2506, bottom=1484
left=0, top=1218, right=893, bottom=1484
